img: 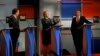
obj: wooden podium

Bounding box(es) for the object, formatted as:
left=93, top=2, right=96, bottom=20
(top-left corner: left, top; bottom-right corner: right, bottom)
left=83, top=24, right=93, bottom=56
left=24, top=26, right=37, bottom=56
left=0, top=28, right=13, bottom=56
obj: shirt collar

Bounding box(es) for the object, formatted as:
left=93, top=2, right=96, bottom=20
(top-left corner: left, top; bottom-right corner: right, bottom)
left=13, top=15, right=17, bottom=19
left=76, top=16, right=80, bottom=19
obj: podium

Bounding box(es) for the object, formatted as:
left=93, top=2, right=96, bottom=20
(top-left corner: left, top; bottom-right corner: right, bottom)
left=83, top=24, right=93, bottom=56
left=25, top=26, right=37, bottom=56
left=0, top=28, right=12, bottom=56
left=53, top=25, right=62, bottom=56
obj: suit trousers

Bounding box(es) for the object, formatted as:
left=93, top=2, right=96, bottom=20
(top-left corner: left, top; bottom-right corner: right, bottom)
left=10, top=28, right=20, bottom=56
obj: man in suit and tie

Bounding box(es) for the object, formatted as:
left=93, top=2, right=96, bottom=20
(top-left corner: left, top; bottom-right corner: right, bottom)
left=8, top=8, right=20, bottom=56
left=71, top=9, right=91, bottom=56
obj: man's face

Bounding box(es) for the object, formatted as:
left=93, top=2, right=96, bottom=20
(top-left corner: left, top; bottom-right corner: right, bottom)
left=76, top=11, right=81, bottom=16
left=16, top=10, right=19, bottom=16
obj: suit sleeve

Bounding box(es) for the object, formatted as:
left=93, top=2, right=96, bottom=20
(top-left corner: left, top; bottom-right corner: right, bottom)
left=71, top=18, right=77, bottom=37
left=50, top=19, right=55, bottom=26
left=9, top=17, right=15, bottom=27
left=41, top=19, right=46, bottom=28
left=83, top=16, right=91, bottom=23
left=9, top=17, right=19, bottom=28
left=41, top=19, right=45, bottom=26
left=71, top=18, right=75, bottom=32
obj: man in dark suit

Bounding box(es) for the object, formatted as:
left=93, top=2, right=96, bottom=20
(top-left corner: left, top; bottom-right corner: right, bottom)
left=8, top=8, right=20, bottom=56
left=71, top=10, right=91, bottom=56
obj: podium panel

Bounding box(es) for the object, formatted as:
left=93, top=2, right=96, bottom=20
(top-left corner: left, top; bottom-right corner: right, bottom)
left=0, top=30, right=6, bottom=56
left=53, top=25, right=61, bottom=56
left=85, top=25, right=92, bottom=56
left=0, top=29, right=12, bottom=56
left=25, top=27, right=36, bottom=56
left=83, top=24, right=92, bottom=56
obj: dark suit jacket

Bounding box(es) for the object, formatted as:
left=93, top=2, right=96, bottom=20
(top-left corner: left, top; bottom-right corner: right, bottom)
left=71, top=16, right=91, bottom=38
left=41, top=18, right=53, bottom=30
left=41, top=18, right=53, bottom=45
left=8, top=15, right=19, bottom=29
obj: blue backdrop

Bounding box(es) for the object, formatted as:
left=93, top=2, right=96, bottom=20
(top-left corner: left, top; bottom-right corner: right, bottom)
left=61, top=3, right=81, bottom=19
